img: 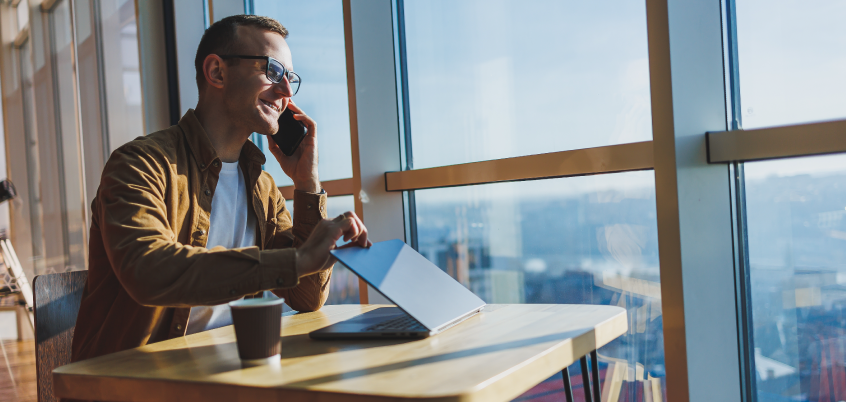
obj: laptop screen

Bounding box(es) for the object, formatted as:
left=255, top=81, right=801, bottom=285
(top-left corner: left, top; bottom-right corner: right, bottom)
left=330, top=239, right=486, bottom=331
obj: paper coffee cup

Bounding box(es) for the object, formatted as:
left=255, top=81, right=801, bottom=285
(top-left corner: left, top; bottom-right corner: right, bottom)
left=229, top=297, right=285, bottom=366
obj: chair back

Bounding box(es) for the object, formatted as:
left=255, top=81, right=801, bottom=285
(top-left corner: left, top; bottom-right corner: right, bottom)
left=33, top=270, right=88, bottom=402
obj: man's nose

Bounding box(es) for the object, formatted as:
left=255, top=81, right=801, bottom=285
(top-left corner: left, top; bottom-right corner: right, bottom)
left=272, top=79, right=294, bottom=97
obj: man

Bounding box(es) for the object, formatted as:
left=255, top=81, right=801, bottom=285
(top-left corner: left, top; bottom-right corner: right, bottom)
left=71, top=14, right=368, bottom=362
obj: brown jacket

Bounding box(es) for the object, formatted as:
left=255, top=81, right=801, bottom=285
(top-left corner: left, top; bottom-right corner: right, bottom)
left=71, top=110, right=330, bottom=362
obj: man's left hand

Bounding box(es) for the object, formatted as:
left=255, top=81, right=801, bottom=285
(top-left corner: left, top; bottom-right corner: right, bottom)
left=268, top=100, right=320, bottom=193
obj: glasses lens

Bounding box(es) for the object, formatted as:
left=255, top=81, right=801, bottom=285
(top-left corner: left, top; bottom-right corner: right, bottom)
left=266, top=59, right=285, bottom=83
left=288, top=72, right=301, bottom=95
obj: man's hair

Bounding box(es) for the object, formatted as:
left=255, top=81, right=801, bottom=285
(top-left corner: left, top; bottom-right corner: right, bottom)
left=194, top=14, right=289, bottom=90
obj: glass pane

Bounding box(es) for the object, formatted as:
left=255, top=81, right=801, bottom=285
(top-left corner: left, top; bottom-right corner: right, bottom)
left=253, top=1, right=353, bottom=185
left=415, top=172, right=665, bottom=400
left=736, top=0, right=846, bottom=129
left=49, top=0, right=87, bottom=272
left=287, top=195, right=360, bottom=305
left=17, top=41, right=47, bottom=278
left=16, top=2, right=29, bottom=33
left=745, top=154, right=846, bottom=401
left=324, top=195, right=359, bottom=304
left=404, top=0, right=652, bottom=169
left=31, top=5, right=67, bottom=273
left=100, top=0, right=144, bottom=150
left=74, top=0, right=109, bottom=207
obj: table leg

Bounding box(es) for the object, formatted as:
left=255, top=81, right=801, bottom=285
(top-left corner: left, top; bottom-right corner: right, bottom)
left=561, top=366, right=574, bottom=402
left=591, top=350, right=602, bottom=402
left=580, top=356, right=593, bottom=402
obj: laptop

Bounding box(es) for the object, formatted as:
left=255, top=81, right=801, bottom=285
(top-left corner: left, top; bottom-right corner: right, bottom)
left=309, top=239, right=486, bottom=339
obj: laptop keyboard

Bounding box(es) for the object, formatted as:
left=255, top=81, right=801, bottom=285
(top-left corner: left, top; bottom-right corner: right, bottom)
left=364, top=314, right=427, bottom=332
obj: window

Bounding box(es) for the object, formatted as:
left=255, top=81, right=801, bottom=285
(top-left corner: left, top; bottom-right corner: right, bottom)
left=15, top=0, right=28, bottom=33
left=74, top=0, right=110, bottom=204
left=47, top=0, right=87, bottom=272
left=250, top=0, right=358, bottom=304
left=736, top=0, right=846, bottom=129
left=416, top=172, right=664, bottom=397
left=323, top=195, right=359, bottom=304
left=31, top=1, right=69, bottom=273
left=98, top=0, right=144, bottom=148
left=728, top=1, right=846, bottom=400
left=16, top=37, right=46, bottom=278
left=403, top=0, right=652, bottom=169
left=745, top=154, right=846, bottom=400
left=0, top=0, right=146, bottom=277
left=395, top=1, right=663, bottom=399
left=286, top=195, right=360, bottom=304
left=252, top=0, right=353, bottom=185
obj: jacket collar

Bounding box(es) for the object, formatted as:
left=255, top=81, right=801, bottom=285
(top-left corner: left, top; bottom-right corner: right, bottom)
left=178, top=109, right=267, bottom=171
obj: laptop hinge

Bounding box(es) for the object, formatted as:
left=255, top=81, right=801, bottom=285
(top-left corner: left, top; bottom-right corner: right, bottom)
left=430, top=305, right=485, bottom=335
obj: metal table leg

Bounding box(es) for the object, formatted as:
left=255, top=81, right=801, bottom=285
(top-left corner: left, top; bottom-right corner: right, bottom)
left=580, top=356, right=593, bottom=402
left=561, top=366, right=574, bottom=402
left=591, top=350, right=602, bottom=402
left=573, top=352, right=603, bottom=402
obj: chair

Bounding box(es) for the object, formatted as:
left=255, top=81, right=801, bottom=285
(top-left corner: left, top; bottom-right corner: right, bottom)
left=33, top=270, right=88, bottom=402
left=0, top=238, right=34, bottom=339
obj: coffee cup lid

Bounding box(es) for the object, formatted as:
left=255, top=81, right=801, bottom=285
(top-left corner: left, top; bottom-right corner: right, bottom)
left=228, top=297, right=286, bottom=309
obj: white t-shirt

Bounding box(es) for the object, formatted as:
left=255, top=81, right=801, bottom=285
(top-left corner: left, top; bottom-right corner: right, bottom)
left=186, top=161, right=257, bottom=334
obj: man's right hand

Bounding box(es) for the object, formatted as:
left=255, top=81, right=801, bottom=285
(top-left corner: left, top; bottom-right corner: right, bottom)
left=295, top=211, right=371, bottom=278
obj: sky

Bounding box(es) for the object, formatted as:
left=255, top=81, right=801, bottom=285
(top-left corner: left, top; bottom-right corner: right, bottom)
left=736, top=0, right=846, bottom=180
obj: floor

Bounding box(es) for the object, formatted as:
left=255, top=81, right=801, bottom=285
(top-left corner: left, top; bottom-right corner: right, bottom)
left=0, top=311, right=36, bottom=402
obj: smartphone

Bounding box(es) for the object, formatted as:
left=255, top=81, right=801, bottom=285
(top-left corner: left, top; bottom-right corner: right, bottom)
left=271, top=108, right=307, bottom=156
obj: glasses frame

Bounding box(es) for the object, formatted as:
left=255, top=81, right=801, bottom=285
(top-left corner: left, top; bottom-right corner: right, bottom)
left=219, top=55, right=301, bottom=95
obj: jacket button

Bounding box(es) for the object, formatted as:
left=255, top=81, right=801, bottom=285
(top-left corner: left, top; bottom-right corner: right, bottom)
left=176, top=324, right=183, bottom=331
left=200, top=163, right=206, bottom=169
left=204, top=189, right=211, bottom=196
left=230, top=289, right=237, bottom=296
left=276, top=278, right=284, bottom=286
left=198, top=229, right=206, bottom=236
left=213, top=161, right=220, bottom=167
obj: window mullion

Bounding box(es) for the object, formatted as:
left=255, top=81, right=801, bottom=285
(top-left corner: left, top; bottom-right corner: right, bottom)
left=647, top=0, right=744, bottom=400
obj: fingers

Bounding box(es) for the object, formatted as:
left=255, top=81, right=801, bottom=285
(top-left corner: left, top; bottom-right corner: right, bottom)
left=351, top=213, right=369, bottom=247
left=333, top=212, right=357, bottom=242
left=332, top=211, right=370, bottom=247
left=286, top=100, right=317, bottom=133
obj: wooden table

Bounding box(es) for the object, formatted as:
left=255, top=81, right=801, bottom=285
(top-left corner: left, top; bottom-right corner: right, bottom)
left=54, top=304, right=627, bottom=402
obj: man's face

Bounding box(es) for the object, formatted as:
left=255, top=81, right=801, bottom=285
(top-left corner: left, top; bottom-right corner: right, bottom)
left=220, top=25, right=293, bottom=135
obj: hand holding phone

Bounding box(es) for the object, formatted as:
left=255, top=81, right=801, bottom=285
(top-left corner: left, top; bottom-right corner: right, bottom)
left=271, top=108, right=308, bottom=156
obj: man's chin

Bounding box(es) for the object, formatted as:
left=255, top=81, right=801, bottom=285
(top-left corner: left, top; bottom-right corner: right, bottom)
left=253, top=120, right=279, bottom=136
left=263, top=123, right=279, bottom=136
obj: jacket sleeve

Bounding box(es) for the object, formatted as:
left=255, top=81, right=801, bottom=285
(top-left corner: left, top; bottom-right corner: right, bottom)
left=270, top=189, right=332, bottom=312
left=98, top=144, right=300, bottom=307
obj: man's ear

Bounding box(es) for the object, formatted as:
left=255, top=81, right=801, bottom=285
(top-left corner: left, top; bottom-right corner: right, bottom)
left=203, top=54, right=226, bottom=89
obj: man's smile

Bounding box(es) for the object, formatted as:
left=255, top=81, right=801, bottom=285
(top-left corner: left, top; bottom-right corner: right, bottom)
left=260, top=98, right=281, bottom=114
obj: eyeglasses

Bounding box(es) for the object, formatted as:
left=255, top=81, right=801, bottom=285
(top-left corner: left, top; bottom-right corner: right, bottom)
left=219, top=55, right=301, bottom=95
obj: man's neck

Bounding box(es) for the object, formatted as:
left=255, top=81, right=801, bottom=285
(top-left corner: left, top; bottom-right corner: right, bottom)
left=194, top=104, right=252, bottom=163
